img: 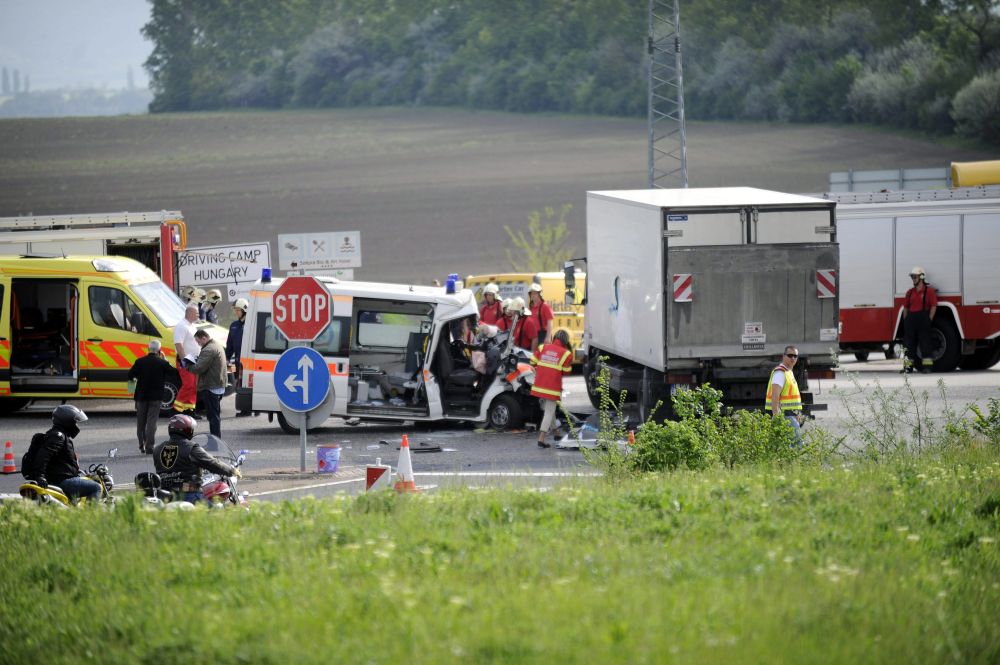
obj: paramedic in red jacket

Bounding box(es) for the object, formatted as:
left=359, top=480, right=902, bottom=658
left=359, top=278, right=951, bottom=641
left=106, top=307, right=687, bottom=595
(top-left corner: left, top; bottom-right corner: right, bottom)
left=530, top=330, right=573, bottom=448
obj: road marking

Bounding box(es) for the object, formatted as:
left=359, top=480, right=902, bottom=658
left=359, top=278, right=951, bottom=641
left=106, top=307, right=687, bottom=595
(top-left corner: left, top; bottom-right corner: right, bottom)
left=247, top=470, right=599, bottom=497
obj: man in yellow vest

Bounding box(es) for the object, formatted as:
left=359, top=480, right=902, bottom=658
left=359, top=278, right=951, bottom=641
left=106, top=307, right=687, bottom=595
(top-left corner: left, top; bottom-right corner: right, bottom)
left=767, top=345, right=803, bottom=442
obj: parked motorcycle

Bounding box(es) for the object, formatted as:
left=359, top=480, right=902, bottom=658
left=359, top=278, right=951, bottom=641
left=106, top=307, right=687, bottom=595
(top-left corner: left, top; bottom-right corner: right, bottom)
left=135, top=434, right=248, bottom=508
left=18, top=448, right=118, bottom=507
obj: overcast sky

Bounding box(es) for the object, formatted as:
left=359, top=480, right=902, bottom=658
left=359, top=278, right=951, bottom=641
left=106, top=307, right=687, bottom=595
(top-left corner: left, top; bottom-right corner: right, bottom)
left=0, top=0, right=152, bottom=90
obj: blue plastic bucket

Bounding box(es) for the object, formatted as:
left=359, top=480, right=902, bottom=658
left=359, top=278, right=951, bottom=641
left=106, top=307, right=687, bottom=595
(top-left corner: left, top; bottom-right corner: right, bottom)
left=316, top=444, right=341, bottom=473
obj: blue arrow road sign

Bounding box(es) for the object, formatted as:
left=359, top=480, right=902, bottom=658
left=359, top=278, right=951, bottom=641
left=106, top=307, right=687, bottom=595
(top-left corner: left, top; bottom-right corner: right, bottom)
left=274, top=347, right=331, bottom=412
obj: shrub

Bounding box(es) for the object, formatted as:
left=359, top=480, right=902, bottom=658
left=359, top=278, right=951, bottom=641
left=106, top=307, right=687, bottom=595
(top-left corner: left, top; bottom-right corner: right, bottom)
left=631, top=419, right=712, bottom=472
left=952, top=69, right=1000, bottom=145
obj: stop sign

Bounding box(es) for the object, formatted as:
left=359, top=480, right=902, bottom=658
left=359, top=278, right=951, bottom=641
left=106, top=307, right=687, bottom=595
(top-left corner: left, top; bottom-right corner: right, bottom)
left=272, top=276, right=331, bottom=341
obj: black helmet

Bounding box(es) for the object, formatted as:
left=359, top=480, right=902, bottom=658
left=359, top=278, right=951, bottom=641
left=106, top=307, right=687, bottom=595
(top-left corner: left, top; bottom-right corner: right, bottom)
left=167, top=413, right=196, bottom=440
left=52, top=404, right=88, bottom=428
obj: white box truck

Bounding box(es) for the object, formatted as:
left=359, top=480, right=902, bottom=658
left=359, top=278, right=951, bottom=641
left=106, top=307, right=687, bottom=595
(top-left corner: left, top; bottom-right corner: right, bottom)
left=580, top=188, right=839, bottom=420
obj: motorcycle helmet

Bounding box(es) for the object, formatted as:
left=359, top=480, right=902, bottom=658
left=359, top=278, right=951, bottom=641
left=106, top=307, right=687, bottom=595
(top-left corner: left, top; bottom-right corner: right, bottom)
left=167, top=413, right=196, bottom=440
left=52, top=404, right=88, bottom=438
left=234, top=298, right=249, bottom=313
left=206, top=289, right=223, bottom=304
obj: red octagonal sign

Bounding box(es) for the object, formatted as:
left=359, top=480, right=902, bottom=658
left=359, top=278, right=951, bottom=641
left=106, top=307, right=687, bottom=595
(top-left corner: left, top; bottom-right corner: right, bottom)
left=272, top=276, right=332, bottom=341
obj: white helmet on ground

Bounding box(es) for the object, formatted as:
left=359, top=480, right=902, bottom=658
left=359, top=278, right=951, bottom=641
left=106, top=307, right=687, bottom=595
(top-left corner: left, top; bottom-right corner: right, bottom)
left=234, top=298, right=249, bottom=313
left=206, top=289, right=223, bottom=304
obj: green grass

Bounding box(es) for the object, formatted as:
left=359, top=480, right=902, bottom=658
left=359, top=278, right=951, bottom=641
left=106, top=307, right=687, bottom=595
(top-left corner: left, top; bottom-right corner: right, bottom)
left=2, top=447, right=999, bottom=664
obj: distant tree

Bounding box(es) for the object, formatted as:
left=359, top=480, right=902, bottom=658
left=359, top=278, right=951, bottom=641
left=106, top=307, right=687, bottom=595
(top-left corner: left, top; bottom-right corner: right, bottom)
left=12, top=69, right=19, bottom=94
left=1, top=67, right=8, bottom=95
left=504, top=204, right=576, bottom=272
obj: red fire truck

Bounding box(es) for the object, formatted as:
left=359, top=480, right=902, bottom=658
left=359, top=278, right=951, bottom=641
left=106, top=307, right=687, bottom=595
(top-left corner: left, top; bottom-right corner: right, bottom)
left=0, top=211, right=187, bottom=290
left=832, top=187, right=1000, bottom=371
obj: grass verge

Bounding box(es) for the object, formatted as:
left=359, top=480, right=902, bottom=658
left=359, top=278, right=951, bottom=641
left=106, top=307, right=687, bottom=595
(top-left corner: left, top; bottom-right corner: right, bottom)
left=2, top=447, right=999, bottom=664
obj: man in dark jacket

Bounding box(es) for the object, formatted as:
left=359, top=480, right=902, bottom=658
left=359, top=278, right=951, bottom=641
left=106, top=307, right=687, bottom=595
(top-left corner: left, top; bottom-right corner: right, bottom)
left=153, top=414, right=239, bottom=503
left=21, top=405, right=101, bottom=500
left=226, top=298, right=249, bottom=415
left=128, top=339, right=180, bottom=454
left=188, top=329, right=228, bottom=437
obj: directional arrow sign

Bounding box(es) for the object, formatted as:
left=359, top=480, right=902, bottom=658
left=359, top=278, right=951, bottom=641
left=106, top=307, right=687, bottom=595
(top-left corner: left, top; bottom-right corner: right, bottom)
left=274, top=346, right=330, bottom=412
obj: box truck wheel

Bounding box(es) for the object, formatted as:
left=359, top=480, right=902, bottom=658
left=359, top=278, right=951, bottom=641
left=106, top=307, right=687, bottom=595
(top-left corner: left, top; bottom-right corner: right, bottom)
left=488, top=393, right=524, bottom=431
left=923, top=317, right=961, bottom=372
left=159, top=381, right=180, bottom=417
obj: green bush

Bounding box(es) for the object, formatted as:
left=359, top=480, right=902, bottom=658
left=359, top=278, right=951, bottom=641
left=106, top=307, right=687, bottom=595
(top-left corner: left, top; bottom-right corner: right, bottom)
left=631, top=419, right=712, bottom=472
left=952, top=70, right=1000, bottom=145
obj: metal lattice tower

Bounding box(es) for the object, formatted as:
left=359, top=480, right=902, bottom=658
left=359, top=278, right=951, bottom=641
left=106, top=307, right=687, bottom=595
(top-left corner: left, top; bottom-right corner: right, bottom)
left=647, top=0, right=688, bottom=189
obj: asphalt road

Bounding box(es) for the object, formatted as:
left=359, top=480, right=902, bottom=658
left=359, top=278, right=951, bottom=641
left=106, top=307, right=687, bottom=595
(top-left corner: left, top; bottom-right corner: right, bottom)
left=1, top=359, right=997, bottom=503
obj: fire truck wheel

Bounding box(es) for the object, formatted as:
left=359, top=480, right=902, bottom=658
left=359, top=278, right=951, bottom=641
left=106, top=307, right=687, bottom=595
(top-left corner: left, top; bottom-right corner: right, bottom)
left=488, top=394, right=524, bottom=431
left=926, top=317, right=961, bottom=372
left=883, top=344, right=900, bottom=360
left=958, top=341, right=1000, bottom=371
left=853, top=351, right=870, bottom=362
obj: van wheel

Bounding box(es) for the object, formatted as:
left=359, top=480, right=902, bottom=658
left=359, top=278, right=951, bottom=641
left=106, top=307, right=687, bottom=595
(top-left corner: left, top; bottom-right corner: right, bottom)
left=277, top=412, right=299, bottom=435
left=488, top=394, right=524, bottom=431
left=160, top=381, right=180, bottom=417
left=0, top=398, right=29, bottom=415
left=923, top=317, right=961, bottom=372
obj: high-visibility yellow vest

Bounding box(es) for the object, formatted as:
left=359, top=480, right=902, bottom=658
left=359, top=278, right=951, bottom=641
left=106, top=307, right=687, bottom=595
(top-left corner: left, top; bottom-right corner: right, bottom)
left=765, top=364, right=802, bottom=412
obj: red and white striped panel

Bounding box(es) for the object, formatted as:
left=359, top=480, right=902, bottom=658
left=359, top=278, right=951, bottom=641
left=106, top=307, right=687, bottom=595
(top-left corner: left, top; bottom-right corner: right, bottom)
left=817, top=269, right=836, bottom=299
left=673, top=273, right=692, bottom=302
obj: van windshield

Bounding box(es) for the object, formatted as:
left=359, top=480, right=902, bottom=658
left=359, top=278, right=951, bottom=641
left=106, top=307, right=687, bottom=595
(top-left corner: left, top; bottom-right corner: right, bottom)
left=132, top=281, right=187, bottom=328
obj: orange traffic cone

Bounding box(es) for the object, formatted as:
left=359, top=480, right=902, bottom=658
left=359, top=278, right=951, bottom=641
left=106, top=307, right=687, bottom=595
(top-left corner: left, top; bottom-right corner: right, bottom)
left=393, top=434, right=419, bottom=493
left=627, top=431, right=636, bottom=446
left=2, top=440, right=16, bottom=474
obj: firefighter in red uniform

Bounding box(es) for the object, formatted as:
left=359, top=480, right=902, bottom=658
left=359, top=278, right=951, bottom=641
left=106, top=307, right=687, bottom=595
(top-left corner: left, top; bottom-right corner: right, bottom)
left=497, top=298, right=514, bottom=332
left=479, top=283, right=504, bottom=326
left=901, top=266, right=938, bottom=374
left=511, top=297, right=539, bottom=350
left=528, top=282, right=554, bottom=345
left=530, top=330, right=573, bottom=447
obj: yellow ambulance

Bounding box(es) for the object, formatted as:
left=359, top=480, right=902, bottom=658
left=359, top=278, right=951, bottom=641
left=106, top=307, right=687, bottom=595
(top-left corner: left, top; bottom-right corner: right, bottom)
left=0, top=255, right=229, bottom=415
left=465, top=271, right=586, bottom=363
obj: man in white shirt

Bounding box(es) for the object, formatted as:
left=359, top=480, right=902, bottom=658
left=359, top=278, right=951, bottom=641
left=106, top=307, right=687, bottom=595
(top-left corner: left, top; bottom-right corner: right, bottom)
left=172, top=304, right=201, bottom=419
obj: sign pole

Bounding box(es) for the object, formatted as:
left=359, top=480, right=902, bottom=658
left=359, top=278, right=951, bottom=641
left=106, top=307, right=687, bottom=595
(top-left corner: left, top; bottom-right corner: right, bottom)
left=300, top=342, right=308, bottom=472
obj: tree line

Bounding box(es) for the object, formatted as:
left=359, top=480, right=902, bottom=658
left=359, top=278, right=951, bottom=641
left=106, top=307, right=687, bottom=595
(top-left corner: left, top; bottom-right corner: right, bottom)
left=143, top=0, right=1000, bottom=144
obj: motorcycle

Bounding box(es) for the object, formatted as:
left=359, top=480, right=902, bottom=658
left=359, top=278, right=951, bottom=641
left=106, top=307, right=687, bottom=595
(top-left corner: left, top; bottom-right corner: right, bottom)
left=18, top=448, right=118, bottom=507
left=135, top=434, right=248, bottom=508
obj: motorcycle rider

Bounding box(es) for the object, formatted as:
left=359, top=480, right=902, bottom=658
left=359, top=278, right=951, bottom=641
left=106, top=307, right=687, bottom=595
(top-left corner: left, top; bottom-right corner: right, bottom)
left=21, top=405, right=102, bottom=501
left=153, top=414, right=241, bottom=503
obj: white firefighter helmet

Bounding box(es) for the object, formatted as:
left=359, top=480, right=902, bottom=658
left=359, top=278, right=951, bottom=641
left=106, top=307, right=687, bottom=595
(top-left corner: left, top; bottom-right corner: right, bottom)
left=234, top=298, right=249, bottom=313
left=512, top=296, right=530, bottom=315
left=501, top=297, right=513, bottom=312
left=206, top=289, right=223, bottom=304
left=483, top=283, right=500, bottom=297
left=909, top=266, right=925, bottom=278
